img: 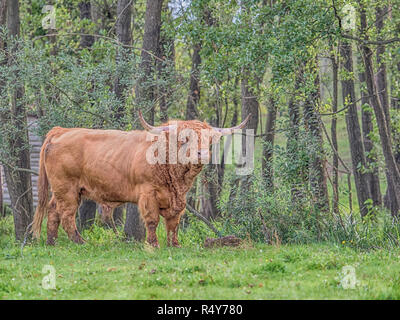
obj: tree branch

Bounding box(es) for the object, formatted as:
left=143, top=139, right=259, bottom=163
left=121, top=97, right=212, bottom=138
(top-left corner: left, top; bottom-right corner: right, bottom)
left=186, top=203, right=222, bottom=237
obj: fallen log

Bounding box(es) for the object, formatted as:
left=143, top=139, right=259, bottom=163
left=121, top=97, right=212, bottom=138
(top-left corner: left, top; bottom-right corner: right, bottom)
left=204, top=235, right=242, bottom=248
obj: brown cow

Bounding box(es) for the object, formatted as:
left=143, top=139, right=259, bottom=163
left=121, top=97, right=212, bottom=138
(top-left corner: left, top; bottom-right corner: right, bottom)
left=32, top=111, right=250, bottom=247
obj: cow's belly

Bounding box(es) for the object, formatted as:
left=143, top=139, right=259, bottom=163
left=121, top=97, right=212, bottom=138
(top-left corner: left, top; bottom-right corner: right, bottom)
left=78, top=177, right=139, bottom=207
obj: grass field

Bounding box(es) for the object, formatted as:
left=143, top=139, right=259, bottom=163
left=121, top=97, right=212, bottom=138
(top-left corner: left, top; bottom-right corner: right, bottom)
left=1, top=216, right=400, bottom=300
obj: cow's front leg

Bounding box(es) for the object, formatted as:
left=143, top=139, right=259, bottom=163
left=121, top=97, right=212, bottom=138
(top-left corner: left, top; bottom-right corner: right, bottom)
left=165, top=213, right=182, bottom=248
left=138, top=195, right=160, bottom=248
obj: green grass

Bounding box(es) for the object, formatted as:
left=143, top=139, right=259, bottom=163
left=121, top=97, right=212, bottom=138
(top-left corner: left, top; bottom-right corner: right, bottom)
left=1, top=216, right=400, bottom=300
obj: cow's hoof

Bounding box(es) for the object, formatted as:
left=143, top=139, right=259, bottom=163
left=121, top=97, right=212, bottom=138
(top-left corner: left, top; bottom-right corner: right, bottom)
left=72, top=231, right=86, bottom=244
left=148, top=241, right=160, bottom=248
left=46, top=238, right=56, bottom=246
left=74, top=238, right=86, bottom=245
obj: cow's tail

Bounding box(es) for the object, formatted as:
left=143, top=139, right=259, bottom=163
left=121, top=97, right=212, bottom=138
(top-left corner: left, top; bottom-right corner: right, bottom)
left=32, top=139, right=50, bottom=239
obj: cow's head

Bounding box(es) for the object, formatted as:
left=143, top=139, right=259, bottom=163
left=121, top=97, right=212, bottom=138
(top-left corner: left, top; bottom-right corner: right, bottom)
left=139, top=110, right=250, bottom=166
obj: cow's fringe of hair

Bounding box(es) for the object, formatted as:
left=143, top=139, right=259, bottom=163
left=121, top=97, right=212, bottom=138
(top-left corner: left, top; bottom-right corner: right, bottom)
left=154, top=120, right=214, bottom=213
left=32, top=127, right=66, bottom=239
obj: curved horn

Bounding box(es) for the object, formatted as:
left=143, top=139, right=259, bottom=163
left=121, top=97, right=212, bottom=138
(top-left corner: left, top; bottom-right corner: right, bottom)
left=212, top=113, right=252, bottom=135
left=138, top=110, right=171, bottom=134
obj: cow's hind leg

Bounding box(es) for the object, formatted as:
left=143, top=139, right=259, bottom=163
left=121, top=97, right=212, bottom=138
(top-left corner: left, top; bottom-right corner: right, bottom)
left=56, top=192, right=85, bottom=244
left=46, top=197, right=60, bottom=245
left=165, top=213, right=182, bottom=248
left=138, top=195, right=160, bottom=248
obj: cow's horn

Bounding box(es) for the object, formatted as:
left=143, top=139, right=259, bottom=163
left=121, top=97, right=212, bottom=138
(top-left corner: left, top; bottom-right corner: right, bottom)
left=212, top=114, right=252, bottom=135
left=138, top=110, right=170, bottom=134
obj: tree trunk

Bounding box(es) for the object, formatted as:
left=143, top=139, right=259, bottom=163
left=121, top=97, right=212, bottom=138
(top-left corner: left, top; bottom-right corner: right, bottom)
left=200, top=100, right=221, bottom=220
left=331, top=51, right=339, bottom=214
left=185, top=44, right=202, bottom=211
left=340, top=40, right=371, bottom=217
left=391, top=62, right=400, bottom=110
left=241, top=73, right=259, bottom=139
left=200, top=164, right=220, bottom=220
left=90, top=0, right=101, bottom=31
left=262, top=96, right=277, bottom=191
left=388, top=61, right=400, bottom=214
left=77, top=1, right=98, bottom=229
left=0, top=166, right=3, bottom=217
left=77, top=200, right=97, bottom=231
left=186, top=43, right=201, bottom=120
left=124, top=203, right=146, bottom=241
left=78, top=1, right=94, bottom=49
left=0, top=0, right=4, bottom=218
left=114, top=0, right=132, bottom=125
left=1, top=0, right=34, bottom=240
left=157, top=2, right=175, bottom=123
left=126, top=0, right=163, bottom=240
left=375, top=5, right=398, bottom=215
left=358, top=56, right=382, bottom=207
left=359, top=7, right=400, bottom=215
left=239, top=71, right=260, bottom=193
left=0, top=166, right=4, bottom=218
left=303, top=61, right=329, bottom=213
left=134, top=0, right=163, bottom=125
left=286, top=70, right=307, bottom=205
left=113, top=206, right=124, bottom=227
left=112, top=0, right=133, bottom=229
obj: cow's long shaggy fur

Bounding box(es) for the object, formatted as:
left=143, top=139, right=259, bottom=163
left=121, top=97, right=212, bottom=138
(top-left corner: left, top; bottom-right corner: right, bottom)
left=155, top=120, right=220, bottom=215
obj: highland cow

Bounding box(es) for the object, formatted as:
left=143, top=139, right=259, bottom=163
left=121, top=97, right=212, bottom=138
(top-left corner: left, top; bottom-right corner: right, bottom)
left=32, top=111, right=250, bottom=247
